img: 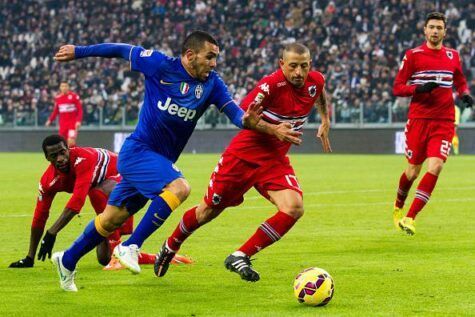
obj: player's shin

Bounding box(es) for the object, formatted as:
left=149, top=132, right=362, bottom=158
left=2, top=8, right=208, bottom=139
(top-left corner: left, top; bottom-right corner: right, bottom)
left=238, top=211, right=297, bottom=257
left=395, top=172, right=414, bottom=209
left=62, top=216, right=113, bottom=271
left=166, top=206, right=200, bottom=251
left=122, top=190, right=181, bottom=248
left=406, top=172, right=438, bottom=219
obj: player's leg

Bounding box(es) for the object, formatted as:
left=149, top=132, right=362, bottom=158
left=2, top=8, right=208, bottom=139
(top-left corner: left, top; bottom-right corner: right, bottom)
left=400, top=121, right=453, bottom=235
left=452, top=130, right=459, bottom=155
left=121, top=177, right=190, bottom=249
left=155, top=201, right=224, bottom=277
left=225, top=161, right=302, bottom=282
left=51, top=204, right=129, bottom=291
left=155, top=152, right=251, bottom=277
left=394, top=119, right=427, bottom=229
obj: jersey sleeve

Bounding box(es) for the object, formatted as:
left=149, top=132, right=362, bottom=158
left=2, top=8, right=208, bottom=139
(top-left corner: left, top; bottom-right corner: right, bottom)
left=65, top=160, right=94, bottom=213
left=48, top=99, right=59, bottom=122
left=32, top=172, right=56, bottom=229
left=75, top=93, right=83, bottom=124
left=130, top=46, right=167, bottom=77
left=207, top=74, right=234, bottom=111
left=453, top=51, right=469, bottom=97
left=393, top=50, right=417, bottom=97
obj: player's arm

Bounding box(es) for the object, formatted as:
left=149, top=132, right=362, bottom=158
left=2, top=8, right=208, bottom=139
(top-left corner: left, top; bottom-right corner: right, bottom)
left=46, top=101, right=58, bottom=126
left=38, top=167, right=93, bottom=261
left=54, top=43, right=133, bottom=62
left=75, top=94, right=83, bottom=130
left=453, top=54, right=473, bottom=108
left=315, top=89, right=332, bottom=153
left=393, top=51, right=439, bottom=96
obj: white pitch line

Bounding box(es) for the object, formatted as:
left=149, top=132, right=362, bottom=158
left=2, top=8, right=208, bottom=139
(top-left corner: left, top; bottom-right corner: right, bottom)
left=3, top=198, right=474, bottom=217
left=245, top=186, right=475, bottom=200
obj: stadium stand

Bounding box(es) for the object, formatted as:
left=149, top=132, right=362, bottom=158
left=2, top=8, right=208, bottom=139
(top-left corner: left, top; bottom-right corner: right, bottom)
left=0, top=0, right=474, bottom=128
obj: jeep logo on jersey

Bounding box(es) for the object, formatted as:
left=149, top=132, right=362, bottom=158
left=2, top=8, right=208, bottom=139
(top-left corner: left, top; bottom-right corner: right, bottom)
left=157, top=97, right=197, bottom=122
left=308, top=85, right=317, bottom=97
left=180, top=82, right=190, bottom=95
left=195, top=84, right=203, bottom=99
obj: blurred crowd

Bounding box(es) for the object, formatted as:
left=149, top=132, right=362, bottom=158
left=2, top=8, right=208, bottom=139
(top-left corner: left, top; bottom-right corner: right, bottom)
left=0, top=0, right=474, bottom=127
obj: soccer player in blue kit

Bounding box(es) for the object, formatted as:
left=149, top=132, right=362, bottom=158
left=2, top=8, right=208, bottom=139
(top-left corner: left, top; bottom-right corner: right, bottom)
left=50, top=31, right=301, bottom=291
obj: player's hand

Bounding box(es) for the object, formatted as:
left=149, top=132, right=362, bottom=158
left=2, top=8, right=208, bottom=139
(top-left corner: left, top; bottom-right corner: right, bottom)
left=75, top=122, right=81, bottom=130
left=242, top=100, right=263, bottom=129
left=54, top=45, right=76, bottom=62
left=274, top=122, right=302, bottom=145
left=45, top=120, right=51, bottom=127
left=415, top=82, right=439, bottom=94
left=316, top=120, right=332, bottom=153
left=37, top=231, right=56, bottom=261
left=461, top=94, right=473, bottom=108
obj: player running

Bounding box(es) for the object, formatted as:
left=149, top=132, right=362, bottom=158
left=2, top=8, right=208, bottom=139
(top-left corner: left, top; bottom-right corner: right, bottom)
left=8, top=135, right=183, bottom=269
left=392, top=12, right=473, bottom=235
left=154, top=43, right=331, bottom=282
left=45, top=82, right=83, bottom=147
left=51, top=31, right=299, bottom=291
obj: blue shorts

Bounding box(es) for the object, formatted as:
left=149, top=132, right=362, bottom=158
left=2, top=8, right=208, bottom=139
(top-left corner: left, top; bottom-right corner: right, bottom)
left=108, top=137, right=183, bottom=210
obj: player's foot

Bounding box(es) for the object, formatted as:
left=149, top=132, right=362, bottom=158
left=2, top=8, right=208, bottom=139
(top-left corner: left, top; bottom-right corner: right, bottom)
left=393, top=206, right=403, bottom=230
left=399, top=217, right=416, bottom=235
left=154, top=242, right=175, bottom=277
left=103, top=257, right=124, bottom=271
left=224, top=253, right=260, bottom=282
left=9, top=256, right=34, bottom=268
left=171, top=253, right=194, bottom=265
left=113, top=243, right=140, bottom=274
left=51, top=251, right=77, bottom=292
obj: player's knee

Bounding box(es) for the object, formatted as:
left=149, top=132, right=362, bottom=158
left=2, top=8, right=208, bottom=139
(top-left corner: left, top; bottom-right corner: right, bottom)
left=167, top=178, right=191, bottom=202
left=427, top=164, right=443, bottom=176
left=405, top=167, right=421, bottom=181
left=196, top=205, right=221, bottom=224
left=281, top=204, right=304, bottom=219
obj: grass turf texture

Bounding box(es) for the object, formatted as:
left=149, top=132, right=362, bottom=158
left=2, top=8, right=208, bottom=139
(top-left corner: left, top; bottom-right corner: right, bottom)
left=0, top=153, right=474, bottom=316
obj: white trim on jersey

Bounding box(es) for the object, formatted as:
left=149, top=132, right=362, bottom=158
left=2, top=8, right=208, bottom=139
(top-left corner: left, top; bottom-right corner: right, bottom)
left=91, top=149, right=111, bottom=186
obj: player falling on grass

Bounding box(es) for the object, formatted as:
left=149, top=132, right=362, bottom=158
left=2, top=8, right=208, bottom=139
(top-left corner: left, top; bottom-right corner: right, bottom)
left=392, top=12, right=473, bottom=235
left=50, top=31, right=300, bottom=291
left=8, top=135, right=164, bottom=269
left=154, top=42, right=331, bottom=282
left=45, top=82, right=83, bottom=147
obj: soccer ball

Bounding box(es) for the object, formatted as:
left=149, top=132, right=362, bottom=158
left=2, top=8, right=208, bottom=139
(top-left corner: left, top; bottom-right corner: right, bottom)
left=293, top=267, right=334, bottom=306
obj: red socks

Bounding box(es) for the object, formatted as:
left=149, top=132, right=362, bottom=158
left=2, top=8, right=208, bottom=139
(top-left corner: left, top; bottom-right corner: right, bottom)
left=238, top=211, right=297, bottom=257
left=167, top=206, right=200, bottom=252
left=395, top=172, right=414, bottom=208
left=407, top=172, right=438, bottom=219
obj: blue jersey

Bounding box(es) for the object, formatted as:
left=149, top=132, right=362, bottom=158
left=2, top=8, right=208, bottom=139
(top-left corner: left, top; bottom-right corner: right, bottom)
left=128, top=46, right=233, bottom=162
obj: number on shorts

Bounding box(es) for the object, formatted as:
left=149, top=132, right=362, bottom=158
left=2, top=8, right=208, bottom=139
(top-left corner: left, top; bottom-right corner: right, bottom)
left=440, top=140, right=451, bottom=157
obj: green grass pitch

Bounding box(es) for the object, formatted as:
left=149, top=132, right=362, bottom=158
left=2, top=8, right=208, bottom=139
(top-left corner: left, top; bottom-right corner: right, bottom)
left=0, top=153, right=474, bottom=316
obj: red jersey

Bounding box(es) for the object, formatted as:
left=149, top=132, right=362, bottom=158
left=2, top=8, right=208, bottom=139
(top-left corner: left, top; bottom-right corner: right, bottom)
left=35, top=147, right=117, bottom=216
left=226, top=69, right=325, bottom=164
left=48, top=91, right=83, bottom=128
left=393, top=42, right=469, bottom=121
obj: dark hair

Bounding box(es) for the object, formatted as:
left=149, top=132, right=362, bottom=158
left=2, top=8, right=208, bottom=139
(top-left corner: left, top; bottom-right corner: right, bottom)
left=425, top=12, right=446, bottom=28
left=42, top=134, right=67, bottom=155
left=181, top=30, right=218, bottom=56
left=282, top=43, right=310, bottom=57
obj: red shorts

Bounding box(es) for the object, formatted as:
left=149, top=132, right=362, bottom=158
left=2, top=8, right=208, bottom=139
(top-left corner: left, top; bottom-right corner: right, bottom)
left=59, top=126, right=77, bottom=140
left=405, top=119, right=455, bottom=165
left=204, top=152, right=302, bottom=209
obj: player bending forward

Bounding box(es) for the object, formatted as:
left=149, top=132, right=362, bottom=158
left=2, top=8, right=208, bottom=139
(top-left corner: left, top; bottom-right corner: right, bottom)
left=9, top=135, right=186, bottom=268
left=155, top=43, right=331, bottom=282
left=392, top=12, right=473, bottom=235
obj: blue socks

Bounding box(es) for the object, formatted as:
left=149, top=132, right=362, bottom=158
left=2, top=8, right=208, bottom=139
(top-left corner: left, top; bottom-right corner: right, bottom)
left=62, top=220, right=105, bottom=271
left=122, top=195, right=175, bottom=248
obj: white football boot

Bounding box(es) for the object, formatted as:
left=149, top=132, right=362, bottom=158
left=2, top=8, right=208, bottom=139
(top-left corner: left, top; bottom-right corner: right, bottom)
left=51, top=251, right=78, bottom=292
left=113, top=243, right=141, bottom=274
